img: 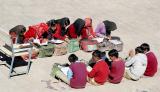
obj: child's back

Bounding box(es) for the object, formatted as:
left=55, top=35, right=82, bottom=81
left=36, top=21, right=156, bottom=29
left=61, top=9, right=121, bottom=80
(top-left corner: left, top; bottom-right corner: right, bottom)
left=69, top=62, right=87, bottom=88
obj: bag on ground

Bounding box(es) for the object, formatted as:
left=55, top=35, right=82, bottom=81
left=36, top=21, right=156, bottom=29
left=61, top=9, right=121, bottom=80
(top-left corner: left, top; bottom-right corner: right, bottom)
left=68, top=39, right=80, bottom=53
left=80, top=39, right=98, bottom=52
left=53, top=42, right=68, bottom=56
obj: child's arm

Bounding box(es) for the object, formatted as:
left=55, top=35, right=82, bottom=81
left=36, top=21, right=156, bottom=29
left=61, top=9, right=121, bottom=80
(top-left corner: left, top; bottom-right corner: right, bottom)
left=67, top=68, right=73, bottom=80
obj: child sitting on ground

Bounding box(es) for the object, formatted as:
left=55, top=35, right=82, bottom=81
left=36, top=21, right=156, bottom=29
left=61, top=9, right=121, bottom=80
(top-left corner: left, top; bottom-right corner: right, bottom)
left=51, top=54, right=87, bottom=89
left=108, top=49, right=125, bottom=84
left=140, top=43, right=158, bottom=77
left=124, top=46, right=147, bottom=81
left=87, top=50, right=110, bottom=86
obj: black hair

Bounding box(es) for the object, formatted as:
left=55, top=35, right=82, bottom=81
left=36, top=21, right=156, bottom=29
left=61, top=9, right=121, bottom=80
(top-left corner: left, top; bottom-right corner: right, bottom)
left=47, top=19, right=56, bottom=27
left=103, top=20, right=117, bottom=36
left=105, top=58, right=112, bottom=68
left=68, top=54, right=78, bottom=63
left=108, top=49, right=119, bottom=58
left=140, top=43, right=150, bottom=52
left=47, top=28, right=56, bottom=40
left=42, top=31, right=48, bottom=39
left=101, top=51, right=106, bottom=57
left=74, top=18, right=85, bottom=36
left=135, top=46, right=144, bottom=54
left=64, top=17, right=70, bottom=26
left=103, top=20, right=117, bottom=31
left=92, top=50, right=102, bottom=59
left=55, top=17, right=70, bottom=36
left=55, top=17, right=70, bottom=27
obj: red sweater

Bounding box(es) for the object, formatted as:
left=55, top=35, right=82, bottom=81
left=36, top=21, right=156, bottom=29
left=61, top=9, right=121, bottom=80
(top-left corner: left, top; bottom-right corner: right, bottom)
left=81, top=27, right=95, bottom=39
left=69, top=62, right=87, bottom=89
left=144, top=52, right=158, bottom=76
left=52, top=24, right=66, bottom=40
left=67, top=24, right=78, bottom=39
left=88, top=60, right=110, bottom=85
left=109, top=59, right=125, bottom=84
left=67, top=24, right=96, bottom=39
left=24, top=23, right=49, bottom=42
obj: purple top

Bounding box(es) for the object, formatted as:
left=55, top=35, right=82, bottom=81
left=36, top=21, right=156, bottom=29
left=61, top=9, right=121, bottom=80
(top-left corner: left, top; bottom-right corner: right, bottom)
left=69, top=62, right=87, bottom=89
left=95, top=22, right=106, bottom=37
left=109, top=59, right=125, bottom=84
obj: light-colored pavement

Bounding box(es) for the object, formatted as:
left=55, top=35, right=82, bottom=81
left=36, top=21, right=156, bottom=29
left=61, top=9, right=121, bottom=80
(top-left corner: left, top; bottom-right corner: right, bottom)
left=0, top=0, right=160, bottom=92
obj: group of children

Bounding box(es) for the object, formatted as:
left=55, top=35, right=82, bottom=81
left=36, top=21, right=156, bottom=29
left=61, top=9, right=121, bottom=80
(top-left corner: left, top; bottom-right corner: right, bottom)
left=52, top=43, right=158, bottom=89
left=8, top=17, right=158, bottom=89
left=9, top=17, right=116, bottom=45
left=8, top=17, right=117, bottom=59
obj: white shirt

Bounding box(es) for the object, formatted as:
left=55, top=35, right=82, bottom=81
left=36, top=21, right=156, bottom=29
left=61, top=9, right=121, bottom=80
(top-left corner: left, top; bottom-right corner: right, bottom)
left=125, top=53, right=147, bottom=79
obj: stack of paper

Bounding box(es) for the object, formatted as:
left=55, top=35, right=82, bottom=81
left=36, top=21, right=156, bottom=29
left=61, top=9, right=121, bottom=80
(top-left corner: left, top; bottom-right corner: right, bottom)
left=110, top=40, right=122, bottom=44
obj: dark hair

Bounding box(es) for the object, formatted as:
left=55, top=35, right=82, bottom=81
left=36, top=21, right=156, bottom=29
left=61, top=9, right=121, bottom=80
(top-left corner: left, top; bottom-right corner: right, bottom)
left=108, top=49, right=119, bottom=58
left=55, top=17, right=70, bottom=36
left=47, top=19, right=56, bottom=27
left=64, top=17, right=70, bottom=26
left=101, top=51, right=106, bottom=57
left=103, top=20, right=117, bottom=31
left=55, top=17, right=70, bottom=27
left=105, top=58, right=112, bottom=68
left=140, top=43, right=150, bottom=51
left=74, top=18, right=85, bottom=36
left=68, top=54, right=78, bottom=63
left=135, top=46, right=144, bottom=54
left=9, top=25, right=26, bottom=44
left=42, top=31, right=48, bottom=39
left=9, top=25, right=26, bottom=35
left=103, top=20, right=117, bottom=36
left=92, top=50, right=102, bottom=59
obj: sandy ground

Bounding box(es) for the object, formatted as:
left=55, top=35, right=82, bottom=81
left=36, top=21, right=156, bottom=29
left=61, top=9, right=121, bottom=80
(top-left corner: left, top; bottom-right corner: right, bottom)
left=0, top=0, right=160, bottom=92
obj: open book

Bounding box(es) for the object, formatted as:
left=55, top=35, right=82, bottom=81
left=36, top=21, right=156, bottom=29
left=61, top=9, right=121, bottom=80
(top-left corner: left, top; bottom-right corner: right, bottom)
left=92, top=37, right=104, bottom=43
left=58, top=65, right=70, bottom=76
left=50, top=39, right=64, bottom=44
left=33, top=39, right=48, bottom=46
left=109, top=40, right=122, bottom=45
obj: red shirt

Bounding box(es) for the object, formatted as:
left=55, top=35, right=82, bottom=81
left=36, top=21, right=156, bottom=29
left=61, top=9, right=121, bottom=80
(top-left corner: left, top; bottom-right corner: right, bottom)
left=88, top=60, right=110, bottom=84
left=109, top=59, right=125, bottom=84
left=67, top=24, right=78, bottom=39
left=24, top=23, right=49, bottom=42
left=81, top=27, right=95, bottom=39
left=67, top=24, right=96, bottom=39
left=144, top=52, right=158, bottom=76
left=52, top=24, right=66, bottom=40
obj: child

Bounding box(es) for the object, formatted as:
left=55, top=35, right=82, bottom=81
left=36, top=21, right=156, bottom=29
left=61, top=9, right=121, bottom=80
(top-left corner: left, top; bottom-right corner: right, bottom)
left=52, top=17, right=70, bottom=41
left=87, top=50, right=110, bottom=85
left=24, top=23, right=49, bottom=43
left=108, top=49, right=125, bottom=84
left=46, top=19, right=56, bottom=40
left=81, top=17, right=96, bottom=39
left=125, top=46, right=147, bottom=81
left=95, top=20, right=117, bottom=40
left=141, top=43, right=158, bottom=77
left=51, top=54, right=87, bottom=89
left=67, top=18, right=85, bottom=40
left=9, top=25, right=26, bottom=44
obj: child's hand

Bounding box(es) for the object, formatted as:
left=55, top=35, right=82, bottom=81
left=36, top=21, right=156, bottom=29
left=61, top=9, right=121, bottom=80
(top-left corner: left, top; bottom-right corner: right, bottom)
left=106, top=35, right=111, bottom=40
left=28, top=37, right=34, bottom=42
left=128, top=49, right=135, bottom=57
left=77, top=37, right=81, bottom=41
